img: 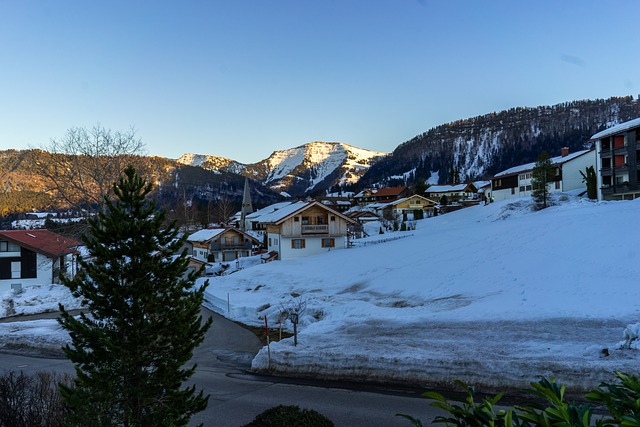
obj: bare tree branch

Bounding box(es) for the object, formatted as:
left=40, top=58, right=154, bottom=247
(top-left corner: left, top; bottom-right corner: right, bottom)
left=33, top=124, right=146, bottom=214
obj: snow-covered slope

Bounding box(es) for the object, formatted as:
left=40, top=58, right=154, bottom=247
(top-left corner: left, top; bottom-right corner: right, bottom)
left=177, top=142, right=388, bottom=196
left=202, top=195, right=640, bottom=391
left=176, top=153, right=246, bottom=175
left=255, top=142, right=388, bottom=193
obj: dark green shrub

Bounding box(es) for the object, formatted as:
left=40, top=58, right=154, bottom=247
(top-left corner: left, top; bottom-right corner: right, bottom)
left=398, top=372, right=640, bottom=427
left=586, top=371, right=640, bottom=426
left=244, top=404, right=334, bottom=427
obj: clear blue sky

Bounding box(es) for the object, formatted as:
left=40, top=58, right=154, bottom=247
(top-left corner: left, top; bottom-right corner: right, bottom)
left=0, top=1, right=638, bottom=163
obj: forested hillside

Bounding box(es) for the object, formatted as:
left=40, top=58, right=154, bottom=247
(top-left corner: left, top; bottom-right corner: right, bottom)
left=360, top=96, right=640, bottom=187
left=0, top=150, right=281, bottom=222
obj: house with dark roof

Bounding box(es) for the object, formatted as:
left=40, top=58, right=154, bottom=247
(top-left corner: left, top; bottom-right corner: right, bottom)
left=0, top=230, right=80, bottom=292
left=257, top=201, right=356, bottom=260
left=590, top=117, right=640, bottom=201
left=353, top=187, right=410, bottom=206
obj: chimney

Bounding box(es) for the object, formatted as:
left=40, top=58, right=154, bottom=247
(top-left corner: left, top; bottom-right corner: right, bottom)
left=561, top=147, right=569, bottom=157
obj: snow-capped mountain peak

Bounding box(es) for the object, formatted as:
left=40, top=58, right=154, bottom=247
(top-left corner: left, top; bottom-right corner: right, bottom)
left=176, top=142, right=388, bottom=196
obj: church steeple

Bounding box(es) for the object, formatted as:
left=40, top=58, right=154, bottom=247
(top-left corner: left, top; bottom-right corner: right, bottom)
left=240, top=177, right=253, bottom=231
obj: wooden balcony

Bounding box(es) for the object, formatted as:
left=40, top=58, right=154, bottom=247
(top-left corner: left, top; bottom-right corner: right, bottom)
left=301, top=225, right=329, bottom=234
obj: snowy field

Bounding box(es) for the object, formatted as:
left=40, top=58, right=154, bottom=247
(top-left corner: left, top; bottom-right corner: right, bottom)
left=2, top=195, right=640, bottom=392
left=201, top=195, right=640, bottom=391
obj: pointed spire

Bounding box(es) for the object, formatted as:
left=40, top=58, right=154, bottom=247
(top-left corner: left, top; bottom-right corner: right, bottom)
left=240, top=177, right=253, bottom=231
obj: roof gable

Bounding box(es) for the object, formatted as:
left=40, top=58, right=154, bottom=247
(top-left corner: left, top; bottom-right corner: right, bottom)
left=0, top=230, right=80, bottom=258
left=494, top=149, right=592, bottom=178
left=187, top=227, right=261, bottom=244
left=257, top=201, right=356, bottom=225
left=427, top=183, right=477, bottom=193
left=590, top=117, right=640, bottom=141
left=385, top=194, right=437, bottom=207
left=355, top=186, right=408, bottom=198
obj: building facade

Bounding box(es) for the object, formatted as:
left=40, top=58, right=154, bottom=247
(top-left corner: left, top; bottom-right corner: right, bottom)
left=259, top=201, right=356, bottom=260
left=590, top=118, right=640, bottom=201
left=491, top=148, right=595, bottom=202
left=0, top=230, right=80, bottom=293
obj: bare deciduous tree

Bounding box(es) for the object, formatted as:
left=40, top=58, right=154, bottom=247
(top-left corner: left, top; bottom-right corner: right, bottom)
left=215, top=196, right=236, bottom=225
left=34, top=124, right=146, bottom=213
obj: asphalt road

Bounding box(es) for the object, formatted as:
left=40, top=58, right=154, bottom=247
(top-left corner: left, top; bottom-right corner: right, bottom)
left=0, top=308, right=439, bottom=426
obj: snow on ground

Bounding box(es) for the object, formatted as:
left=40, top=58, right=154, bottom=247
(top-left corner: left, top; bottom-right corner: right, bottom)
left=0, top=284, right=83, bottom=354
left=0, top=284, right=83, bottom=318
left=200, top=195, right=640, bottom=391
left=2, top=195, right=640, bottom=392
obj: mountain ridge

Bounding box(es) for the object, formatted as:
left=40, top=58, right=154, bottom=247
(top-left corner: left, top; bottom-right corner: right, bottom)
left=362, top=95, right=640, bottom=187
left=177, top=141, right=389, bottom=195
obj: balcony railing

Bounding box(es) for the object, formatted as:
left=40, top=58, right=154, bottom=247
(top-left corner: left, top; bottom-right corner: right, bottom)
left=301, top=225, right=329, bottom=234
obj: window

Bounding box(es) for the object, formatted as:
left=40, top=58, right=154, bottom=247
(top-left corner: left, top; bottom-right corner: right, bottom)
left=294, top=216, right=300, bottom=222
left=330, top=216, right=335, bottom=221
left=316, top=216, right=326, bottom=225
left=322, top=238, right=335, bottom=248
left=11, top=262, right=20, bottom=279
left=268, top=238, right=272, bottom=246
left=519, top=186, right=525, bottom=192
left=511, top=188, right=515, bottom=195
left=0, top=241, right=20, bottom=252
left=415, top=200, right=421, bottom=204
left=291, top=239, right=305, bottom=249
left=555, top=181, right=560, bottom=190
left=525, top=185, right=532, bottom=191
left=301, top=216, right=309, bottom=225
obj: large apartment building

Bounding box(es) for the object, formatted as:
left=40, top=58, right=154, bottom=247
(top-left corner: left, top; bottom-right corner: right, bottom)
left=590, top=118, right=640, bottom=201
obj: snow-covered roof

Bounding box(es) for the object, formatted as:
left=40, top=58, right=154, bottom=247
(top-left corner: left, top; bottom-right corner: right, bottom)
left=474, top=180, right=491, bottom=189
left=255, top=201, right=310, bottom=223
left=246, top=202, right=297, bottom=220
left=427, top=184, right=471, bottom=193
left=256, top=200, right=356, bottom=224
left=494, top=149, right=591, bottom=177
left=187, top=228, right=226, bottom=242
left=590, top=117, right=640, bottom=141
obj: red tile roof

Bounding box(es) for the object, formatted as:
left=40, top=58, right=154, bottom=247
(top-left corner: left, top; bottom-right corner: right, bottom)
left=0, top=230, right=81, bottom=258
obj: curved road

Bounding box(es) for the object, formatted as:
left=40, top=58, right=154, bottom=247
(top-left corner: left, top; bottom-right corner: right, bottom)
left=0, top=308, right=438, bottom=426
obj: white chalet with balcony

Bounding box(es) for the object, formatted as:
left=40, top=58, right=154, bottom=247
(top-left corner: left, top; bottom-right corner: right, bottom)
left=257, top=201, right=356, bottom=260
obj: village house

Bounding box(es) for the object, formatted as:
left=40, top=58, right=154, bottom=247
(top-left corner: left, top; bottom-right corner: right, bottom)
left=425, top=183, right=478, bottom=204
left=317, top=196, right=353, bottom=212
left=590, top=117, right=640, bottom=201
left=0, top=229, right=80, bottom=293
left=490, top=148, right=596, bottom=202
left=380, top=194, right=438, bottom=220
left=242, top=201, right=298, bottom=232
left=353, top=186, right=410, bottom=206
left=186, top=226, right=262, bottom=263
left=258, top=200, right=356, bottom=260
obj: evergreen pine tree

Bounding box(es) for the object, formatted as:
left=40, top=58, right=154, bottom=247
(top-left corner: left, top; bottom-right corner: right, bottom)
left=580, top=165, right=598, bottom=199
left=531, top=151, right=555, bottom=209
left=58, top=166, right=212, bottom=426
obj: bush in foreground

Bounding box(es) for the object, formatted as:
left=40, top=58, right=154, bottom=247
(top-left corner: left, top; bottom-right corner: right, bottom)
left=243, top=404, right=334, bottom=427
left=0, top=371, right=72, bottom=427
left=398, top=371, right=640, bottom=427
